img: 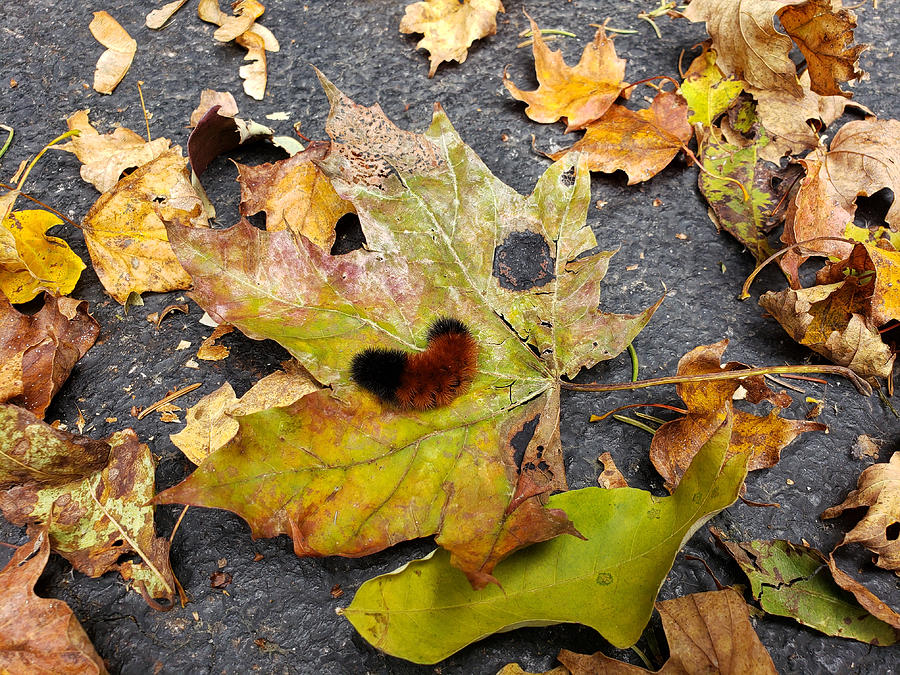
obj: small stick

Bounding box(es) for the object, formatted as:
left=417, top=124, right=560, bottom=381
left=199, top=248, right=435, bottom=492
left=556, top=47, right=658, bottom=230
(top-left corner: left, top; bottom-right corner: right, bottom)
left=684, top=554, right=726, bottom=590
left=137, top=383, right=202, bottom=420
left=590, top=403, right=688, bottom=423
left=137, top=81, right=152, bottom=142
left=764, top=374, right=806, bottom=393
left=612, top=414, right=657, bottom=434
left=780, top=374, right=828, bottom=385
left=518, top=27, right=577, bottom=38
left=169, top=504, right=190, bottom=544
left=561, top=364, right=872, bottom=396
left=14, top=130, right=80, bottom=190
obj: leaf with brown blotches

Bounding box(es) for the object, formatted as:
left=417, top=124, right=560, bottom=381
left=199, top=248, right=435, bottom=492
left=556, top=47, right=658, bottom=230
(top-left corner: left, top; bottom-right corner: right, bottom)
left=557, top=588, right=777, bottom=674
left=0, top=295, right=99, bottom=418
left=546, top=91, right=691, bottom=184
left=81, top=146, right=208, bottom=304
left=171, top=360, right=319, bottom=465
left=60, top=110, right=171, bottom=193
left=597, top=452, right=628, bottom=489
left=822, top=452, right=900, bottom=574
left=649, top=340, right=825, bottom=491
left=0, top=404, right=178, bottom=607
left=89, top=11, right=136, bottom=95
left=778, top=0, right=868, bottom=97
left=0, top=528, right=108, bottom=674
left=400, top=0, right=504, bottom=78
left=236, top=150, right=355, bottom=250
left=761, top=242, right=897, bottom=379
left=504, top=15, right=626, bottom=132
left=684, top=0, right=803, bottom=97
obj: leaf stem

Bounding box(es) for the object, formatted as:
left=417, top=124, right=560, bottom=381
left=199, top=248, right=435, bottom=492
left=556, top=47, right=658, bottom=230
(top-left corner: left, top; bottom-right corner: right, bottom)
left=0, top=124, right=13, bottom=161
left=561, top=364, right=872, bottom=396
left=627, top=343, right=639, bottom=381
left=137, top=81, right=152, bottom=142
left=590, top=403, right=688, bottom=423
left=0, top=182, right=80, bottom=227
left=15, top=129, right=80, bottom=190
left=680, top=143, right=750, bottom=201
left=739, top=236, right=855, bottom=299
left=630, top=645, right=654, bottom=670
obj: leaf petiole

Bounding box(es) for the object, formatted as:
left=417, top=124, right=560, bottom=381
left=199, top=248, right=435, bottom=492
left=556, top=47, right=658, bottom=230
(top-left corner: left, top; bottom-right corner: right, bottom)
left=739, top=236, right=855, bottom=299
left=0, top=124, right=12, bottom=161
left=14, top=129, right=80, bottom=190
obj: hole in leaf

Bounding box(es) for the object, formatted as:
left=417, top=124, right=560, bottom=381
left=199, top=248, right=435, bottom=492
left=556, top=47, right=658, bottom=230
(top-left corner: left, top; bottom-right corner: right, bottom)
left=330, top=212, right=366, bottom=255
left=886, top=522, right=900, bottom=541
left=493, top=230, right=555, bottom=290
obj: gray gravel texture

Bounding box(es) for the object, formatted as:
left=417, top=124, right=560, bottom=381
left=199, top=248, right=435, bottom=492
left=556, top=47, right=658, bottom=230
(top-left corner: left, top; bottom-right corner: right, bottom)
left=1, top=1, right=899, bottom=673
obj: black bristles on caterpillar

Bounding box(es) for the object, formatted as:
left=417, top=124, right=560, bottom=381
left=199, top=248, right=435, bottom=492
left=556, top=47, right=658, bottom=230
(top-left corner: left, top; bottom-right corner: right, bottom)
left=350, top=318, right=478, bottom=410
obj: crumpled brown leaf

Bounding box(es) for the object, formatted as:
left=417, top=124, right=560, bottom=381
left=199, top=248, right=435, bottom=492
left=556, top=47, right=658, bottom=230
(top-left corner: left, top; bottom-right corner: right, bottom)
left=778, top=0, right=868, bottom=97
left=170, top=360, right=319, bottom=465
left=89, top=11, right=136, bottom=95
left=0, top=528, right=108, bottom=674
left=401, top=0, right=504, bottom=78
left=822, top=452, right=900, bottom=574
left=0, top=294, right=99, bottom=418
left=60, top=110, right=171, bottom=193
left=650, top=340, right=825, bottom=491
left=597, top=452, right=628, bottom=489
left=684, top=0, right=803, bottom=97
left=81, top=146, right=208, bottom=304
left=546, top=90, right=690, bottom=184
left=236, top=150, right=355, bottom=250
left=0, top=404, right=178, bottom=607
left=557, top=588, right=777, bottom=674
left=504, top=15, right=626, bottom=132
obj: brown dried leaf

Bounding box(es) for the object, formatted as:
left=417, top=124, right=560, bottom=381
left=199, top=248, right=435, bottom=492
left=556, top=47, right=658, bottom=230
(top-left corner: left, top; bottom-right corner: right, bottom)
left=60, top=110, right=171, bottom=193
left=89, top=11, right=136, bottom=95
left=503, top=15, right=626, bottom=132
left=170, top=361, right=319, bottom=465
left=146, top=0, right=190, bottom=29
left=684, top=0, right=803, bottom=97
left=196, top=324, right=233, bottom=361
left=822, top=452, right=900, bottom=573
left=778, top=0, right=868, bottom=97
left=0, top=295, right=99, bottom=418
left=597, top=452, right=628, bottom=489
left=400, top=0, right=504, bottom=78
left=558, top=588, right=776, bottom=674
left=650, top=340, right=824, bottom=490
left=826, top=554, right=900, bottom=629
left=81, top=146, right=208, bottom=304
left=236, top=150, right=355, bottom=250
left=198, top=0, right=264, bottom=42
left=189, top=89, right=239, bottom=127
left=0, top=528, right=108, bottom=674
left=546, top=91, right=691, bottom=184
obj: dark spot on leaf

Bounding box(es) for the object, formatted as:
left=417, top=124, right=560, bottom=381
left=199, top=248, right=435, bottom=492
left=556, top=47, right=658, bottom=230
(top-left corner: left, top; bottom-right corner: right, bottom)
left=511, top=415, right=540, bottom=468
left=493, top=231, right=555, bottom=290
left=560, top=167, right=576, bottom=186
left=596, top=571, right=613, bottom=585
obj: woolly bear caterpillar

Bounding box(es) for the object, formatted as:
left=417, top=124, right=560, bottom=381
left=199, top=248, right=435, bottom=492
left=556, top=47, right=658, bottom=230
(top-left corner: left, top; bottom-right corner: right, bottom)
left=350, top=317, right=477, bottom=410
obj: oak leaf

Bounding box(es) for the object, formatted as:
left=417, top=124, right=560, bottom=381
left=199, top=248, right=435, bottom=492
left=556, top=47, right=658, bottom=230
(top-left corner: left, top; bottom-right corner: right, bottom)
left=503, top=16, right=626, bottom=132
left=81, top=146, right=208, bottom=304
left=235, top=151, right=355, bottom=250
left=557, top=589, right=777, bottom=674
left=649, top=340, right=824, bottom=491
left=0, top=404, right=178, bottom=607
left=60, top=110, right=171, bottom=193
left=0, top=294, right=99, bottom=418
left=341, top=422, right=747, bottom=663
left=683, top=0, right=804, bottom=97
left=89, top=11, right=136, bottom=95
left=778, top=0, right=868, bottom=97
left=400, top=0, right=504, bottom=78
left=822, top=452, right=900, bottom=574
left=714, top=529, right=900, bottom=644
left=156, top=72, right=660, bottom=587
left=0, top=528, right=108, bottom=674
left=545, top=90, right=691, bottom=184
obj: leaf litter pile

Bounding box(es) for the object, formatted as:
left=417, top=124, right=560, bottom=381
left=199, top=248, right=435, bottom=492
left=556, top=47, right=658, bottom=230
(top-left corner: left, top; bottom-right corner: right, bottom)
left=1, top=0, right=899, bottom=672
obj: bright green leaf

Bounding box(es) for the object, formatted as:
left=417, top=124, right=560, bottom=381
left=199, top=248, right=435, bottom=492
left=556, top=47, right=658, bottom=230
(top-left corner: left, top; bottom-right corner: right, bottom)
left=340, top=419, right=748, bottom=664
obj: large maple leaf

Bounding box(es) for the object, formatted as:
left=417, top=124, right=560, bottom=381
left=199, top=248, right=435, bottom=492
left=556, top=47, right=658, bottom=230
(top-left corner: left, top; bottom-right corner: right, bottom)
left=155, top=72, right=660, bottom=587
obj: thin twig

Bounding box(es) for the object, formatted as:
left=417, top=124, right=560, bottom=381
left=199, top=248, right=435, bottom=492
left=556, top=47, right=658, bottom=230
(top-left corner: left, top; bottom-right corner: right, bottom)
left=590, top=403, right=688, bottom=422
left=137, top=383, right=202, bottom=420
left=0, top=124, right=13, bottom=161
left=0, top=182, right=80, bottom=227
left=137, top=81, right=152, bottom=142
left=613, top=414, right=657, bottom=434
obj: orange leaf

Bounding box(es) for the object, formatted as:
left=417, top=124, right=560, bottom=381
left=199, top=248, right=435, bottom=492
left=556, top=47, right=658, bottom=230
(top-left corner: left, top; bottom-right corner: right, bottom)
left=504, top=15, right=626, bottom=132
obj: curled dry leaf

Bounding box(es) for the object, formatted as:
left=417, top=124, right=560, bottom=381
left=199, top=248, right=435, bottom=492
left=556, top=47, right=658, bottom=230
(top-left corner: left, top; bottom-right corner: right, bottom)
left=61, top=110, right=172, bottom=193
left=89, top=11, right=137, bottom=95
left=0, top=209, right=85, bottom=303
left=557, top=588, right=776, bottom=674
left=400, top=0, right=504, bottom=78
left=235, top=149, right=355, bottom=250
left=81, top=146, right=208, bottom=304
left=822, top=452, right=900, bottom=574
left=189, top=89, right=239, bottom=127
left=170, top=360, right=319, bottom=465
left=0, top=294, right=99, bottom=418
left=546, top=91, right=691, bottom=184
left=597, top=451, right=628, bottom=489
left=649, top=340, right=825, bottom=491
left=0, top=404, right=178, bottom=607
left=158, top=72, right=660, bottom=587
left=236, top=30, right=267, bottom=100
left=187, top=105, right=273, bottom=178
left=196, top=323, right=233, bottom=361
left=503, top=15, right=626, bottom=132
left=683, top=0, right=803, bottom=97
left=341, top=422, right=748, bottom=663
left=146, top=0, right=190, bottom=29
left=714, top=529, right=900, bottom=644
left=778, top=0, right=868, bottom=97
left=0, top=528, right=108, bottom=674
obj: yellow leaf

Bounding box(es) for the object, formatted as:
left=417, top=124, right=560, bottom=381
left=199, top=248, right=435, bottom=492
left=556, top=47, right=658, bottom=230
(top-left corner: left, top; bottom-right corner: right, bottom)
left=0, top=210, right=85, bottom=303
